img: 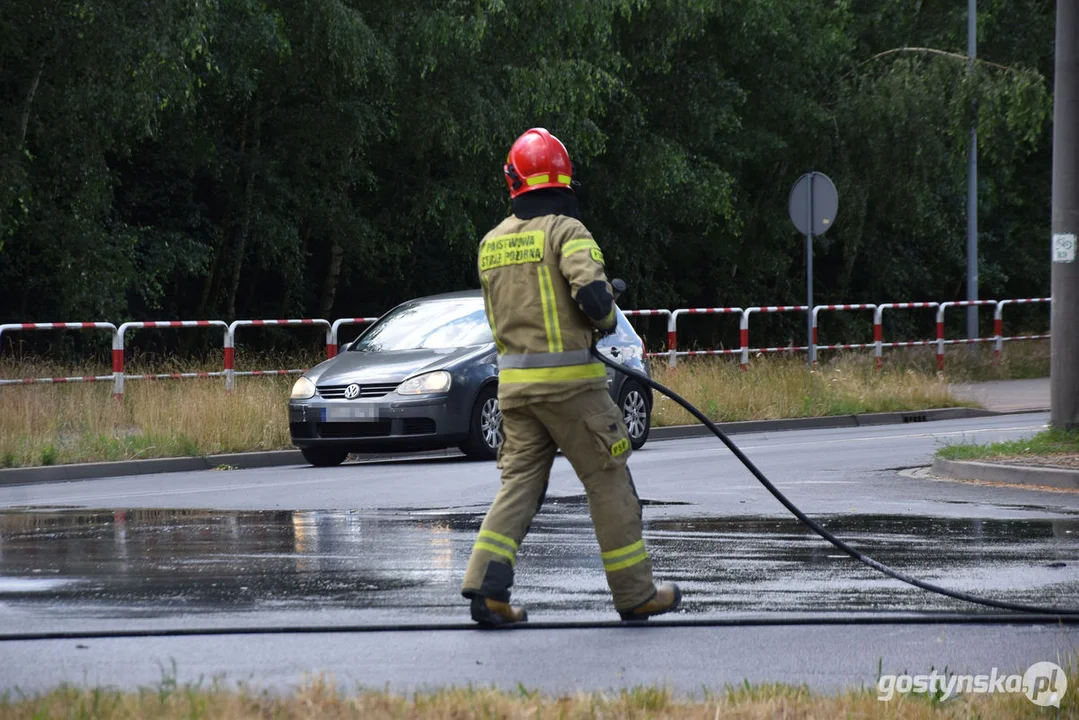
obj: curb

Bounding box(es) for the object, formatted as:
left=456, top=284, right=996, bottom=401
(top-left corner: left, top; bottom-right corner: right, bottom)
left=649, top=406, right=1001, bottom=441
left=0, top=406, right=1025, bottom=488
left=931, top=458, right=1079, bottom=490
left=0, top=450, right=304, bottom=486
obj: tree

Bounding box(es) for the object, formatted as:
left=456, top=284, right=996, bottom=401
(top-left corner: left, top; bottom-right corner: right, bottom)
left=0, top=0, right=1058, bottom=354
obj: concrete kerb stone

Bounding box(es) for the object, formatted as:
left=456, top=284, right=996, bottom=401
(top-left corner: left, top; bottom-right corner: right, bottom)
left=0, top=406, right=1013, bottom=487
left=931, top=458, right=1079, bottom=491
left=0, top=450, right=304, bottom=487
left=648, top=406, right=1001, bottom=440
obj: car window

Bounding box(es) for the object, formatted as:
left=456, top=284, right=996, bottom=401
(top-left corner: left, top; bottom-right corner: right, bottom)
left=351, top=299, right=493, bottom=352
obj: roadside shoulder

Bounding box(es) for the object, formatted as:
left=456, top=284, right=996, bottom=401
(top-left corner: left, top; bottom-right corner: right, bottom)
left=0, top=406, right=1025, bottom=487
left=930, top=457, right=1079, bottom=491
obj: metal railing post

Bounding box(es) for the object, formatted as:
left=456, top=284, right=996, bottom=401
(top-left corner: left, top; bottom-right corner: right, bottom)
left=936, top=302, right=951, bottom=371
left=329, top=317, right=381, bottom=358
left=739, top=310, right=750, bottom=370
left=112, top=327, right=126, bottom=398
left=667, top=312, right=678, bottom=368
left=873, top=306, right=884, bottom=370
left=225, top=323, right=236, bottom=392
left=994, top=301, right=1005, bottom=365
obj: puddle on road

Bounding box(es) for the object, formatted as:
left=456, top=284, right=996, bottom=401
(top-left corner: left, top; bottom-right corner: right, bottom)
left=0, top=506, right=1076, bottom=621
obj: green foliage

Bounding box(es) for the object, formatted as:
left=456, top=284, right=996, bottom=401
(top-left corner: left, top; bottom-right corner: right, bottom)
left=0, top=0, right=1056, bottom=331
left=0, top=0, right=219, bottom=318
left=39, top=444, right=57, bottom=466
left=938, top=427, right=1079, bottom=461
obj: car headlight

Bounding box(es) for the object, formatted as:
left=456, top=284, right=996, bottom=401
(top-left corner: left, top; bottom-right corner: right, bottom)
left=290, top=377, right=316, bottom=400
left=397, top=370, right=452, bottom=395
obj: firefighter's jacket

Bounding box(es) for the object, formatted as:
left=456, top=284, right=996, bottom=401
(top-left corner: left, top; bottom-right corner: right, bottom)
left=478, top=213, right=615, bottom=410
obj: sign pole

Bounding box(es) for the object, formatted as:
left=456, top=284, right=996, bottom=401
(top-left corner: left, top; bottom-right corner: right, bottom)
left=788, top=170, right=836, bottom=368
left=966, top=0, right=979, bottom=348
left=806, top=173, right=815, bottom=365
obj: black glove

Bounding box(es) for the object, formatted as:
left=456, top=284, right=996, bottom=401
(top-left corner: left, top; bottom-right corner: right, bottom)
left=593, top=321, right=617, bottom=342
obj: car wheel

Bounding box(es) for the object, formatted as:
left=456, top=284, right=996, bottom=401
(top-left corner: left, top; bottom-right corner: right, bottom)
left=618, top=380, right=651, bottom=450
left=460, top=384, right=502, bottom=460
left=300, top=447, right=349, bottom=467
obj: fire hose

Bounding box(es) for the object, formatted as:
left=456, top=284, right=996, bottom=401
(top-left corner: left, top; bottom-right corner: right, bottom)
left=591, top=284, right=1076, bottom=616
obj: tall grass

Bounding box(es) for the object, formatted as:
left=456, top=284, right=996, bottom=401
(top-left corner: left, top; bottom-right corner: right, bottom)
left=0, top=350, right=315, bottom=467
left=866, top=339, right=1050, bottom=382
left=0, top=375, right=293, bottom=468
left=649, top=353, right=965, bottom=427
left=1, top=343, right=1043, bottom=468
left=1, top=669, right=1074, bottom=719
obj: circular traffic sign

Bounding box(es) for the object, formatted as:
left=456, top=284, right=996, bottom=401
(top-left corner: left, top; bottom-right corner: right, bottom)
left=789, top=172, right=838, bottom=236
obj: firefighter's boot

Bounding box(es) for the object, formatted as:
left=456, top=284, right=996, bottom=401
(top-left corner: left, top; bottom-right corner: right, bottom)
left=465, top=561, right=528, bottom=627
left=618, top=583, right=682, bottom=622
left=470, top=595, right=529, bottom=627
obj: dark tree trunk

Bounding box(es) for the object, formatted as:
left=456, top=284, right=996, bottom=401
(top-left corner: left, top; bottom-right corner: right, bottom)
left=227, top=99, right=261, bottom=318
left=17, top=54, right=46, bottom=148
left=320, top=235, right=344, bottom=318
left=197, top=230, right=227, bottom=317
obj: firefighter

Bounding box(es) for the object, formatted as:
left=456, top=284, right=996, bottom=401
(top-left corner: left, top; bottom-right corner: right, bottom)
left=461, top=127, right=681, bottom=626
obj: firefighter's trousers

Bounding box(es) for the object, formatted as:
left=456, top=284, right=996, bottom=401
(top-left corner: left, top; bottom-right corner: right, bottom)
left=461, top=388, right=657, bottom=611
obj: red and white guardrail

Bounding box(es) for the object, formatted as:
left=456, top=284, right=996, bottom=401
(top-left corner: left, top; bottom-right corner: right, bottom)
left=0, top=317, right=378, bottom=397
left=872, top=302, right=940, bottom=369
left=994, top=298, right=1051, bottom=363
left=624, top=298, right=1051, bottom=369
left=0, top=323, right=118, bottom=386
left=741, top=306, right=810, bottom=369
left=935, top=300, right=1000, bottom=370
left=225, top=319, right=332, bottom=391
left=671, top=308, right=744, bottom=367
left=112, top=321, right=230, bottom=397
left=812, top=304, right=878, bottom=351
left=0, top=298, right=1052, bottom=391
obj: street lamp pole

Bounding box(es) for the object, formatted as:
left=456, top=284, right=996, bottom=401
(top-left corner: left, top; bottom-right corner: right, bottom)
left=966, top=0, right=979, bottom=346
left=1051, top=0, right=1079, bottom=429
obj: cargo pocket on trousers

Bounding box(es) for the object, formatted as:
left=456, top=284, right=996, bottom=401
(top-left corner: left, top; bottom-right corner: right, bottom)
left=583, top=404, right=632, bottom=473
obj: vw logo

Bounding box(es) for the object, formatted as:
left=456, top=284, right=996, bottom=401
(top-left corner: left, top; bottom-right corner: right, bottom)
left=343, top=383, right=361, bottom=400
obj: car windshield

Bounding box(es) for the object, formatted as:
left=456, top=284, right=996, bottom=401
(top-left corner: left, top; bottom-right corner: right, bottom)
left=350, top=298, right=493, bottom=352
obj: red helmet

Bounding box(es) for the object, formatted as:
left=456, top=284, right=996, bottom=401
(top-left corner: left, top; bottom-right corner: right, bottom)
left=503, top=128, right=573, bottom=198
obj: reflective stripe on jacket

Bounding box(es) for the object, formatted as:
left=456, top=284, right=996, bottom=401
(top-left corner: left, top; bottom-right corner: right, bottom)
left=478, top=213, right=613, bottom=409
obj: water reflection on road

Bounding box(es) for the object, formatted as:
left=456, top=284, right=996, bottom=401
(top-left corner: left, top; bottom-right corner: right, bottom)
left=0, top=502, right=1076, bottom=625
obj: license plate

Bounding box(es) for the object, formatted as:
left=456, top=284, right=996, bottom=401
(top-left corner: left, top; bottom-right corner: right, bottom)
left=322, top=405, right=379, bottom=421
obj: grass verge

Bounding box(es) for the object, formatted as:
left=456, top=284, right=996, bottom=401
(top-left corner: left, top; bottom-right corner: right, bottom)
left=1, top=668, right=1075, bottom=719
left=0, top=376, right=293, bottom=468
left=649, top=353, right=965, bottom=427
left=882, top=339, right=1050, bottom=381
left=937, top=427, right=1079, bottom=462
left=1, top=348, right=1039, bottom=469
left=0, top=354, right=972, bottom=468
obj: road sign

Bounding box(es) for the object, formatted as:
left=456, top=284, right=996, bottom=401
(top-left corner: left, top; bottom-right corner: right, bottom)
left=789, top=172, right=839, bottom=366
left=788, top=172, right=838, bottom=236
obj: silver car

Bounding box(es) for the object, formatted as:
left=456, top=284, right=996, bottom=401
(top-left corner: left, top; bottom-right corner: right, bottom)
left=288, top=290, right=653, bottom=466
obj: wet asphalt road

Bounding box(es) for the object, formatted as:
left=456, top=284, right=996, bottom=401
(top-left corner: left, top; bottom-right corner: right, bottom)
left=1, top=412, right=1078, bottom=695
